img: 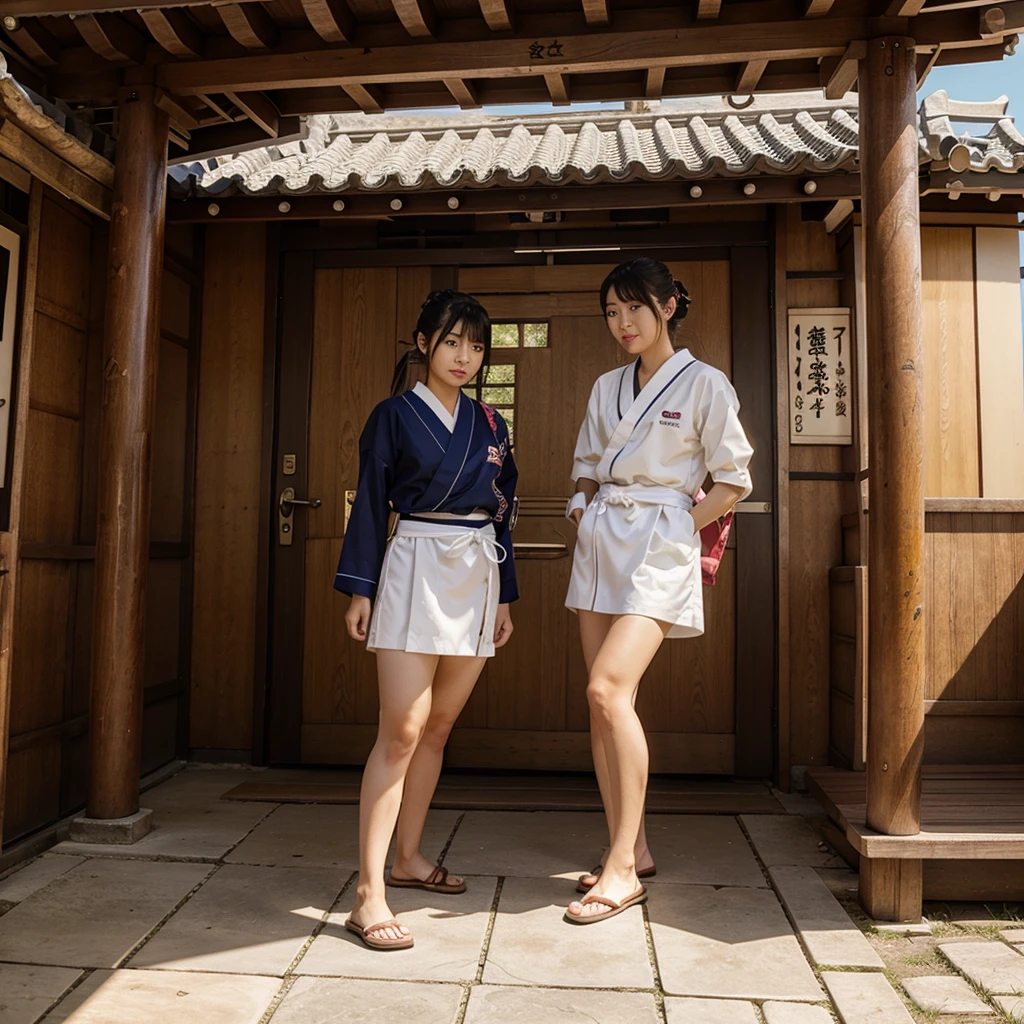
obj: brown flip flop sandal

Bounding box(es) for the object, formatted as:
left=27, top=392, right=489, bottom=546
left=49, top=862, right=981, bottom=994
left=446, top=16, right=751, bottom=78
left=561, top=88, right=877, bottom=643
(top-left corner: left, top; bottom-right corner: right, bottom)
left=576, top=864, right=657, bottom=894
left=344, top=917, right=414, bottom=951
left=564, top=884, right=648, bottom=925
left=386, top=864, right=467, bottom=895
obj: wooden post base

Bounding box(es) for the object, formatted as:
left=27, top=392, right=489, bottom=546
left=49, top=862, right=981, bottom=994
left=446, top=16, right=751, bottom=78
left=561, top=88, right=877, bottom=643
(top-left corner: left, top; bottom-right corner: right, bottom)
left=859, top=857, right=923, bottom=922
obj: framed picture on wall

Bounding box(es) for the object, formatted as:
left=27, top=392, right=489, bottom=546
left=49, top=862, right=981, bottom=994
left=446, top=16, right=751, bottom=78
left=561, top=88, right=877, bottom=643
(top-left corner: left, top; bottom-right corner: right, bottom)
left=0, top=222, right=18, bottom=487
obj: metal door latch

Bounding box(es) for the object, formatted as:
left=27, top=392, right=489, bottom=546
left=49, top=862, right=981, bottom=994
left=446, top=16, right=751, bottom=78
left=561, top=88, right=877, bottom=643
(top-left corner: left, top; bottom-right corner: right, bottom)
left=279, top=487, right=322, bottom=545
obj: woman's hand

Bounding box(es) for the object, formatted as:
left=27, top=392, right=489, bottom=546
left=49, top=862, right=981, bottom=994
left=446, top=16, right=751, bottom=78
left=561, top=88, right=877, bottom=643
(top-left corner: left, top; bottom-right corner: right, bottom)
left=570, top=507, right=584, bottom=525
left=493, top=604, right=514, bottom=648
left=345, top=595, right=372, bottom=641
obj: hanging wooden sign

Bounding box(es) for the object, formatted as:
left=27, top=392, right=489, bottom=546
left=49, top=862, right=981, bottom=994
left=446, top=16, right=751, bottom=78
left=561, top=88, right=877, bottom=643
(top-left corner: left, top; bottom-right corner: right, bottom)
left=787, top=306, right=853, bottom=445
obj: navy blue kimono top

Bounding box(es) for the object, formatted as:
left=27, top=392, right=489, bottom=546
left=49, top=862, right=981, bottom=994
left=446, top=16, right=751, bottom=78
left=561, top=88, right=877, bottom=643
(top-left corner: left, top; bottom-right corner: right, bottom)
left=335, top=388, right=519, bottom=605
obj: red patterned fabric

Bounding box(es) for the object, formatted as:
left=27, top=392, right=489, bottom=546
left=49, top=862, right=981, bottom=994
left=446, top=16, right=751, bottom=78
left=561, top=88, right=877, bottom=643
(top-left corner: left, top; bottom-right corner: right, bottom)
left=693, top=487, right=733, bottom=586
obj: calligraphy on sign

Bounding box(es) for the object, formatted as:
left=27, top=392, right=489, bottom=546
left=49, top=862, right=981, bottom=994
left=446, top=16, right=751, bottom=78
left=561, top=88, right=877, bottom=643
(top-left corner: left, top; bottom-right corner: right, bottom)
left=788, top=307, right=852, bottom=445
left=528, top=39, right=565, bottom=59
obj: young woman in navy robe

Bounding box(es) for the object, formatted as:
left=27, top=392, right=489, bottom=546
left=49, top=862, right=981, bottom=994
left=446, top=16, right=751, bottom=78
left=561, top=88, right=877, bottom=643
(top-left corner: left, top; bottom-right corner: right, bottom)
left=335, top=290, right=518, bottom=950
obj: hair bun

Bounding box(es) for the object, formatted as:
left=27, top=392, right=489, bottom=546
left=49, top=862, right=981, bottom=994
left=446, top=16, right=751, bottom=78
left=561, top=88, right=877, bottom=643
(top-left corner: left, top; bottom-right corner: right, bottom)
left=671, top=280, right=691, bottom=322
left=421, top=289, right=454, bottom=310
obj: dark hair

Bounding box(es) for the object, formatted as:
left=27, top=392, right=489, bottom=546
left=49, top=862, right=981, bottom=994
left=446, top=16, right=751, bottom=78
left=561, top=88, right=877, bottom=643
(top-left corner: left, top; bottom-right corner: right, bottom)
left=599, top=257, right=691, bottom=342
left=390, top=290, right=492, bottom=396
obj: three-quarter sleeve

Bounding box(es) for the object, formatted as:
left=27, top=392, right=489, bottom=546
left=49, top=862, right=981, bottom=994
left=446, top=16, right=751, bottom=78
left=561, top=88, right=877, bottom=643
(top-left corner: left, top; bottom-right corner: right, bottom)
left=493, top=414, right=519, bottom=604
left=334, top=404, right=395, bottom=599
left=696, top=372, right=754, bottom=501
left=570, top=380, right=605, bottom=485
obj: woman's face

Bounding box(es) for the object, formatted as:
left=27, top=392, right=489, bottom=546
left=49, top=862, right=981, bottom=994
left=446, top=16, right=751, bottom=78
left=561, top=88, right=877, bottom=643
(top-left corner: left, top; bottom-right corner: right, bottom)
left=419, top=318, right=486, bottom=390
left=604, top=285, right=675, bottom=357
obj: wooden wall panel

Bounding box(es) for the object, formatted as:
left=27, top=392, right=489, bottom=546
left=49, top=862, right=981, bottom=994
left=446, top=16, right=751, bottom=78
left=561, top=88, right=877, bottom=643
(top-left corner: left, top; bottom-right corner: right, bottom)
left=20, top=409, right=80, bottom=544
left=29, top=313, right=85, bottom=419
left=34, top=198, right=90, bottom=318
left=920, top=227, right=980, bottom=497
left=150, top=338, right=189, bottom=544
left=161, top=269, right=192, bottom=340
left=145, top=559, right=181, bottom=687
left=460, top=265, right=616, bottom=295
left=190, top=222, right=266, bottom=753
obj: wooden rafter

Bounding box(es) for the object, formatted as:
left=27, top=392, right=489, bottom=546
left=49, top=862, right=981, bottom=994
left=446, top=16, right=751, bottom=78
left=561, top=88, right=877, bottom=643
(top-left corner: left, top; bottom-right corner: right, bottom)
left=885, top=0, right=927, bottom=14
left=72, top=11, right=146, bottom=63
left=342, top=83, right=384, bottom=113
left=544, top=72, right=570, bottom=104
left=802, top=0, right=836, bottom=14
left=224, top=89, right=281, bottom=135
left=5, top=18, right=61, bottom=66
left=582, top=0, right=611, bottom=26
left=158, top=18, right=870, bottom=94
left=443, top=78, right=481, bottom=108
left=218, top=3, right=279, bottom=50
left=140, top=8, right=204, bottom=57
left=198, top=92, right=236, bottom=121
left=734, top=57, right=767, bottom=92
left=156, top=89, right=200, bottom=131
left=696, top=0, right=722, bottom=19
left=477, top=0, right=513, bottom=31
left=820, top=39, right=866, bottom=99
left=300, top=0, right=355, bottom=44
left=645, top=66, right=665, bottom=99
left=391, top=0, right=437, bottom=37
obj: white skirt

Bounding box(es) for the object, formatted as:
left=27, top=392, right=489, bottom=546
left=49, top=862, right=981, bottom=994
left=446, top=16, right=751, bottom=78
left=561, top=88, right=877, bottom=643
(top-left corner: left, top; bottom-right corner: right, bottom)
left=565, top=483, right=703, bottom=638
left=367, top=516, right=503, bottom=657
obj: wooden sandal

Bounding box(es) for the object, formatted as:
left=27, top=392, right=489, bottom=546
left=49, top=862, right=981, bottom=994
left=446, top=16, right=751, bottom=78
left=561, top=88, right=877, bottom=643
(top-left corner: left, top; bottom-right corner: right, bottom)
left=576, top=864, right=656, bottom=893
left=344, top=917, right=414, bottom=950
left=386, top=864, right=467, bottom=895
left=564, top=885, right=648, bottom=925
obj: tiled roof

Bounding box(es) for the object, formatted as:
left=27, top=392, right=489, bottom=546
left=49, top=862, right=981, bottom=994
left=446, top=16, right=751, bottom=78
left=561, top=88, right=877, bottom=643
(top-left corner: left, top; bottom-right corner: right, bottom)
left=179, top=90, right=1023, bottom=198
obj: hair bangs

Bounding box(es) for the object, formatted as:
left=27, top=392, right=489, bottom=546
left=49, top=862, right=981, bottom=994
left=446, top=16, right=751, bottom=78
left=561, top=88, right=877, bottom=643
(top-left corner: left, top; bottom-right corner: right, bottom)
left=600, top=265, right=658, bottom=316
left=431, top=297, right=492, bottom=360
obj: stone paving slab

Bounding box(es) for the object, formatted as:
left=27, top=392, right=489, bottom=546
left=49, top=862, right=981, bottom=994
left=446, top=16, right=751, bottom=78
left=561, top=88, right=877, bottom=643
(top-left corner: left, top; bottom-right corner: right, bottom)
left=762, top=1001, right=836, bottom=1024
left=130, top=864, right=342, bottom=976
left=663, top=996, right=759, bottom=1023
left=995, top=995, right=1024, bottom=1020
left=769, top=789, right=825, bottom=817
left=642, top=816, right=767, bottom=887
left=1004, top=930, right=1024, bottom=943
left=273, top=977, right=462, bottom=1024
left=40, top=969, right=280, bottom=1024
left=940, top=941, right=1024, bottom=994
left=464, top=985, right=659, bottom=1024
left=815, top=868, right=859, bottom=898
left=901, top=975, right=992, bottom=1014
left=741, top=815, right=842, bottom=868
left=648, top=883, right=823, bottom=1001
left=822, top=971, right=915, bottom=1024
left=225, top=804, right=458, bottom=870
left=482, top=876, right=652, bottom=989
left=0, top=964, right=82, bottom=1024
left=296, top=876, right=497, bottom=982
left=769, top=866, right=884, bottom=969
left=0, top=856, right=85, bottom=904
left=0, top=859, right=211, bottom=969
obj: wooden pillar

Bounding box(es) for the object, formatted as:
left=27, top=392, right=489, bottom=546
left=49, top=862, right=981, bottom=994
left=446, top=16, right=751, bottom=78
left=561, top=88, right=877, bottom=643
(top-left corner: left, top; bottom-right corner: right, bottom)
left=858, top=38, right=926, bottom=918
left=86, top=84, right=168, bottom=820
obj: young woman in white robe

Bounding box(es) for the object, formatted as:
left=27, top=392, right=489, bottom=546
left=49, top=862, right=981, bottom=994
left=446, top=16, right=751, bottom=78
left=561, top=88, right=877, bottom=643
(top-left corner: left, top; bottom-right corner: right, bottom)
left=563, top=258, right=753, bottom=924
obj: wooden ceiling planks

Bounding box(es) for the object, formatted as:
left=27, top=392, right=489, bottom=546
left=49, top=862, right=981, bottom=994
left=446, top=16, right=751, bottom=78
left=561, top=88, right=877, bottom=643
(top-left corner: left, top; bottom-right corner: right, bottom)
left=139, top=8, right=205, bottom=57
left=390, top=0, right=437, bottom=36
left=300, top=0, right=356, bottom=43
left=73, top=11, right=147, bottom=63
left=217, top=2, right=280, bottom=50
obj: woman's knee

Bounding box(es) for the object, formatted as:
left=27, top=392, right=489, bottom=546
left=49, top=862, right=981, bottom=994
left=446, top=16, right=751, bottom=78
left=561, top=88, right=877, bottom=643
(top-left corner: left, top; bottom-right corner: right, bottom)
left=379, top=718, right=426, bottom=765
left=419, top=713, right=457, bottom=752
left=587, top=675, right=630, bottom=720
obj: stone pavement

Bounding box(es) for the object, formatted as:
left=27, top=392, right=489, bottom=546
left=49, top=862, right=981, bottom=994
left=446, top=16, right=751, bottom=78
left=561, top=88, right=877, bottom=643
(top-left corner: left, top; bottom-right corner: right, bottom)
left=0, top=766, right=1018, bottom=1024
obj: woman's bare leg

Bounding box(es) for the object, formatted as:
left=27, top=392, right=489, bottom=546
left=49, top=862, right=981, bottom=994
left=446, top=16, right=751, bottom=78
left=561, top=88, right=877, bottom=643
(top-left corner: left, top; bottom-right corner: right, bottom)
left=569, top=614, right=669, bottom=918
left=579, top=612, right=654, bottom=886
left=392, top=654, right=486, bottom=883
left=349, top=649, right=438, bottom=941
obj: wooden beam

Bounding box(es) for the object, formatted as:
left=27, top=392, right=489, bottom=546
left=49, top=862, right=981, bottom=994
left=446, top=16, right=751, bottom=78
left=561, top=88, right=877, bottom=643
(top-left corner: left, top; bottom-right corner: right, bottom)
left=645, top=66, right=665, bottom=98
left=734, top=57, right=767, bottom=92
left=544, top=72, right=570, bottom=105
left=859, top=859, right=923, bottom=922
left=582, top=0, right=611, bottom=26
left=886, top=0, right=927, bottom=14
left=341, top=82, right=384, bottom=114
left=5, top=18, right=61, bottom=66
left=859, top=30, right=925, bottom=894
left=391, top=0, right=437, bottom=37
left=696, top=0, right=722, bottom=18
left=218, top=2, right=279, bottom=50
left=477, top=0, right=513, bottom=30
left=156, top=89, right=200, bottom=131
left=225, top=90, right=281, bottom=135
left=88, top=83, right=169, bottom=822
left=176, top=116, right=303, bottom=160
left=139, top=7, right=204, bottom=57
left=443, top=77, right=481, bottom=108
left=73, top=12, right=146, bottom=63
left=158, top=18, right=867, bottom=95
left=198, top=93, right=235, bottom=122
left=300, top=0, right=355, bottom=43
left=802, top=0, right=836, bottom=13
left=820, top=39, right=866, bottom=98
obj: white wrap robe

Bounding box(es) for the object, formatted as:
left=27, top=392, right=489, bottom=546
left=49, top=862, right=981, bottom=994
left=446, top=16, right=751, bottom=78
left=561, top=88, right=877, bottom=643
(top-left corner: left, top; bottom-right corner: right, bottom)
left=565, top=348, right=753, bottom=637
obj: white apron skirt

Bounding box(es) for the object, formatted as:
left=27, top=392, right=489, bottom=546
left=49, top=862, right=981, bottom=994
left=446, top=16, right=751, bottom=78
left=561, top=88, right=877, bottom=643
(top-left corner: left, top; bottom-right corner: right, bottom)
left=566, top=482, right=703, bottom=638
left=367, top=514, right=504, bottom=657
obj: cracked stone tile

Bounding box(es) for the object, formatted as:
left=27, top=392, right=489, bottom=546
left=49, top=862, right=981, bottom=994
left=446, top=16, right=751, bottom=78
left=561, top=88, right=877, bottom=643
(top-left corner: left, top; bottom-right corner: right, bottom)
left=0, top=856, right=85, bottom=904
left=296, top=876, right=496, bottom=982
left=0, top=964, right=82, bottom=1024
left=272, top=977, right=462, bottom=1024
left=902, top=975, right=992, bottom=1014
left=465, top=985, right=659, bottom=1024
left=762, top=1002, right=835, bottom=1024
left=940, top=941, right=1024, bottom=995
left=664, top=997, right=759, bottom=1023
left=822, top=971, right=916, bottom=1024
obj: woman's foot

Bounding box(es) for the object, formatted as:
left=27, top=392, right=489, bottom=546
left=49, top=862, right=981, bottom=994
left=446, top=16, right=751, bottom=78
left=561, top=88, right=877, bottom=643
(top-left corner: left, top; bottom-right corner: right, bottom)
left=566, top=864, right=643, bottom=921
left=348, top=896, right=410, bottom=944
left=390, top=850, right=465, bottom=890
left=578, top=847, right=655, bottom=890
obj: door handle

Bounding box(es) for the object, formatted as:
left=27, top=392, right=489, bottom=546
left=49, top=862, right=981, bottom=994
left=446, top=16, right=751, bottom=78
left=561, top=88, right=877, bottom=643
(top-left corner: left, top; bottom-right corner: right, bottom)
left=279, top=487, right=322, bottom=546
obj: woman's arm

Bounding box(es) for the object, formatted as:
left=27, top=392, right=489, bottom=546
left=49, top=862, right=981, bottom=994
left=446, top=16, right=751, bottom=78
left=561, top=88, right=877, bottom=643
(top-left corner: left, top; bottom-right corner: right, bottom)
left=568, top=477, right=599, bottom=525
left=689, top=481, right=745, bottom=533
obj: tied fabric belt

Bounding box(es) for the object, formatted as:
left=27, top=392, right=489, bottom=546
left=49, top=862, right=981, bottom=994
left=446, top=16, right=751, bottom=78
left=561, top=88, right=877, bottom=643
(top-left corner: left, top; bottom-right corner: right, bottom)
left=593, top=483, right=694, bottom=522
left=394, top=516, right=506, bottom=565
